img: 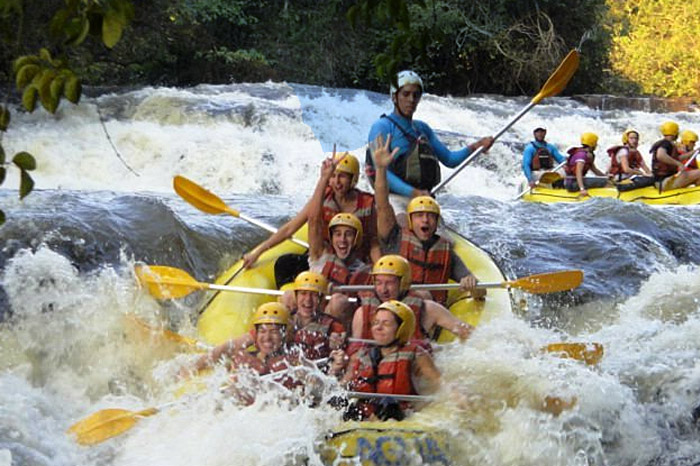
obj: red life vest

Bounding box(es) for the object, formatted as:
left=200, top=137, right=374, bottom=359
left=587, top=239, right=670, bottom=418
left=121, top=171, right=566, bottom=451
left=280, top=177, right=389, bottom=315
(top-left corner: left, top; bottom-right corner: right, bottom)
left=530, top=143, right=554, bottom=170
left=292, top=313, right=344, bottom=360
left=398, top=228, right=451, bottom=304
left=564, top=147, right=594, bottom=176
left=607, top=145, right=644, bottom=178
left=677, top=145, right=698, bottom=170
left=321, top=187, right=376, bottom=261
left=358, top=292, right=427, bottom=342
left=651, top=139, right=680, bottom=178
left=230, top=348, right=300, bottom=390
left=319, top=248, right=372, bottom=287
left=345, top=343, right=421, bottom=420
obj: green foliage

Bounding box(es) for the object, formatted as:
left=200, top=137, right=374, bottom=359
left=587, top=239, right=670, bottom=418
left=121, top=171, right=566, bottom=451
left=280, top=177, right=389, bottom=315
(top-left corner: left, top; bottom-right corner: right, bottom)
left=607, top=0, right=700, bottom=97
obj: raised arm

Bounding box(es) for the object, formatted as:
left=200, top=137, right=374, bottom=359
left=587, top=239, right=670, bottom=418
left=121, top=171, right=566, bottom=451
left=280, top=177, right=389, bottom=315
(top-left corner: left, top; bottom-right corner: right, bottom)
left=308, top=157, right=336, bottom=262
left=370, top=134, right=400, bottom=240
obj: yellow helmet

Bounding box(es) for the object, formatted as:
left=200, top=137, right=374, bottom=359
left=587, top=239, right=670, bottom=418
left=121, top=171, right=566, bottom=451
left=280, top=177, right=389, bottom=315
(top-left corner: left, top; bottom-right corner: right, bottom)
left=334, top=152, right=360, bottom=187
left=660, top=121, right=679, bottom=137
left=371, top=254, right=411, bottom=293
left=622, top=128, right=639, bottom=144
left=328, top=212, right=363, bottom=248
left=681, top=130, right=698, bottom=146
left=580, top=132, right=599, bottom=149
left=376, top=300, right=415, bottom=345
left=407, top=196, right=441, bottom=230
left=252, top=302, right=290, bottom=327
left=293, top=271, right=328, bottom=295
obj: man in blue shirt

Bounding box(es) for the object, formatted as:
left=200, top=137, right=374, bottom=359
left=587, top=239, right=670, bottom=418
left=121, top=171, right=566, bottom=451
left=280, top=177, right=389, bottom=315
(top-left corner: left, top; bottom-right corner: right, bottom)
left=522, top=126, right=567, bottom=188
left=366, top=70, right=493, bottom=209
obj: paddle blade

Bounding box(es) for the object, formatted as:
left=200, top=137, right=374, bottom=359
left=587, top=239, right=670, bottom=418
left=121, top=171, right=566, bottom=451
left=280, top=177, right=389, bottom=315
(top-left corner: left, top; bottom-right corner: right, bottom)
left=538, top=172, right=563, bottom=185
left=531, top=50, right=580, bottom=104
left=135, top=264, right=206, bottom=299
left=545, top=342, right=603, bottom=366
left=124, top=314, right=204, bottom=350
left=67, top=407, right=157, bottom=446
left=509, top=270, right=583, bottom=294
left=173, top=175, right=239, bottom=217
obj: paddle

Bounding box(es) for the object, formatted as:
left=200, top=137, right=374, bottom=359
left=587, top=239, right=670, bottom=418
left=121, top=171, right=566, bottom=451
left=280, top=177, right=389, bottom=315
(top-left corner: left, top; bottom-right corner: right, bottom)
left=124, top=313, right=209, bottom=350
left=334, top=270, right=583, bottom=295
left=431, top=49, right=580, bottom=196
left=349, top=338, right=603, bottom=365
left=68, top=404, right=168, bottom=446
left=514, top=160, right=568, bottom=200
left=135, top=264, right=286, bottom=299
left=173, top=175, right=309, bottom=249
left=136, top=264, right=357, bottom=303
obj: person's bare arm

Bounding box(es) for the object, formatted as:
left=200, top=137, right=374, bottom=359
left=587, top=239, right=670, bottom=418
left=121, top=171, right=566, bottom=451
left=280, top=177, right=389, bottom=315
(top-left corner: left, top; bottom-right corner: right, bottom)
left=413, top=349, right=441, bottom=394
left=308, top=158, right=336, bottom=261
left=423, top=300, right=474, bottom=340
left=371, top=134, right=400, bottom=240
left=243, top=208, right=309, bottom=268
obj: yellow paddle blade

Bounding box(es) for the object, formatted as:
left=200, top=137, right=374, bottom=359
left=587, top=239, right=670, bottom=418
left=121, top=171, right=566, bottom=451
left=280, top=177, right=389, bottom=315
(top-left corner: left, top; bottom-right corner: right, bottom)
left=538, top=172, right=563, bottom=185
left=544, top=342, right=604, bottom=366
left=508, top=270, right=583, bottom=294
left=135, top=264, right=207, bottom=299
left=124, top=314, right=204, bottom=350
left=67, top=407, right=158, bottom=446
left=531, top=49, right=580, bottom=104
left=173, top=175, right=240, bottom=217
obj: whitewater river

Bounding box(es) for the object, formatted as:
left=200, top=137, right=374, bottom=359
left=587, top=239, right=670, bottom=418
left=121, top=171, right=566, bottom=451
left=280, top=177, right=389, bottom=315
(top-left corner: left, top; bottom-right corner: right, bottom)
left=1, top=82, right=700, bottom=465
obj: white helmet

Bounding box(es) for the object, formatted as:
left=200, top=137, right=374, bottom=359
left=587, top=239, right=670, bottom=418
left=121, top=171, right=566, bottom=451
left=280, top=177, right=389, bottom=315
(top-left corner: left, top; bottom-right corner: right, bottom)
left=390, top=70, right=424, bottom=97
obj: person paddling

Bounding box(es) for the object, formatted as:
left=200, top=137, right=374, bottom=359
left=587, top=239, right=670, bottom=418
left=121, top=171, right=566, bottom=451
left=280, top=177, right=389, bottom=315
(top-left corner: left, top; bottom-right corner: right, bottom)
left=677, top=130, right=698, bottom=169
left=332, top=300, right=440, bottom=421
left=522, top=126, right=567, bottom=188
left=607, top=129, right=654, bottom=190
left=563, top=132, right=609, bottom=196
left=651, top=121, right=700, bottom=191
left=370, top=133, right=484, bottom=306
left=365, top=70, right=493, bottom=215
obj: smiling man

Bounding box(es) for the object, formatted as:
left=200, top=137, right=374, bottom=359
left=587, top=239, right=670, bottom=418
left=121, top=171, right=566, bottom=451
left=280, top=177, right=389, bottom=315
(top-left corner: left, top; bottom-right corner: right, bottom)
left=370, top=136, right=485, bottom=306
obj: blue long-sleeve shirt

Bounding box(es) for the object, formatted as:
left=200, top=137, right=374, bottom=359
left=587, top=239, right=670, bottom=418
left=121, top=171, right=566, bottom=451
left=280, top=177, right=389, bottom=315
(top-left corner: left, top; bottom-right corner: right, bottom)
left=521, top=140, right=566, bottom=182
left=367, top=111, right=471, bottom=196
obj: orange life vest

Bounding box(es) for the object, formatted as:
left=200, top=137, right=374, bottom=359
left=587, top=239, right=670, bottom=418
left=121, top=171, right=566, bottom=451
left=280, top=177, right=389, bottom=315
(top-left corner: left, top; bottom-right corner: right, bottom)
left=319, top=247, right=372, bottom=287
left=651, top=139, right=680, bottom=178
left=677, top=145, right=698, bottom=170
left=321, top=187, right=376, bottom=261
left=607, top=145, right=644, bottom=178
left=348, top=344, right=419, bottom=395
left=230, top=348, right=300, bottom=390
left=292, top=313, right=344, bottom=360
left=398, top=228, right=451, bottom=304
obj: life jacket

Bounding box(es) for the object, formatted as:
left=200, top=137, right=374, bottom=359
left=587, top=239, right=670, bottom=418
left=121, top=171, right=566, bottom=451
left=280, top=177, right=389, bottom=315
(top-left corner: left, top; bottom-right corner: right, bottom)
left=319, top=248, right=371, bottom=288
left=564, top=147, right=594, bottom=176
left=365, top=114, right=441, bottom=191
left=676, top=145, right=698, bottom=170
left=398, top=228, right=451, bottom=305
left=651, top=139, right=680, bottom=178
left=230, top=348, right=300, bottom=390
left=322, top=187, right=375, bottom=261
left=530, top=142, right=554, bottom=170
left=292, top=313, right=344, bottom=360
left=358, top=292, right=428, bottom=342
left=607, top=145, right=644, bottom=179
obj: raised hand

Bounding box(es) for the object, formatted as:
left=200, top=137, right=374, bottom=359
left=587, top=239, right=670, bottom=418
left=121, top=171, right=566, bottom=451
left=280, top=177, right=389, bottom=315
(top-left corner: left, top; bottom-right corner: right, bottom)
left=371, top=134, right=399, bottom=169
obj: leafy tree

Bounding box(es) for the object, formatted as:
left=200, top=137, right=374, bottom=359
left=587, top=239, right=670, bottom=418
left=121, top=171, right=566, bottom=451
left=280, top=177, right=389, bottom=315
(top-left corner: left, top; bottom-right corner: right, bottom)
left=0, top=0, right=133, bottom=225
left=607, top=0, right=700, bottom=97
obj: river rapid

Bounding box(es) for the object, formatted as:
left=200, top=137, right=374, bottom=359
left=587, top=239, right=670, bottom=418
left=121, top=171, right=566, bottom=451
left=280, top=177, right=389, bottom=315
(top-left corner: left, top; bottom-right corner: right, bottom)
left=1, top=82, right=700, bottom=466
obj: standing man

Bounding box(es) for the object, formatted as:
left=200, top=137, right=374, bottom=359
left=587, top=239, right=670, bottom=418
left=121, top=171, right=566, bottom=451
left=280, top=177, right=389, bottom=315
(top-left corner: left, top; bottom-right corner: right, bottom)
left=522, top=126, right=567, bottom=188
left=366, top=70, right=494, bottom=212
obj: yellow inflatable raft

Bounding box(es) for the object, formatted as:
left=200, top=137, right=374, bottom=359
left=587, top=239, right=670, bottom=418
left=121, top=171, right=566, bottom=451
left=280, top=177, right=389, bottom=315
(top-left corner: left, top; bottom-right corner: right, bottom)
left=522, top=184, right=700, bottom=205
left=195, top=223, right=511, bottom=466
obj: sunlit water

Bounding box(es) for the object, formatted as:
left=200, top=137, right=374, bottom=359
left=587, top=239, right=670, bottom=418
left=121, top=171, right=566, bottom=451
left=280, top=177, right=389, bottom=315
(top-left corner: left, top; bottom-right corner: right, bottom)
left=1, top=82, right=699, bottom=465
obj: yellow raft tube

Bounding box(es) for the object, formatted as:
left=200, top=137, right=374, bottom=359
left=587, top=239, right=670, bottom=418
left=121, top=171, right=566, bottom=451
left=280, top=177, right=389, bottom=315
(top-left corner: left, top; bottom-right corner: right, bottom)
left=522, top=183, right=700, bottom=205
left=196, top=223, right=512, bottom=465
